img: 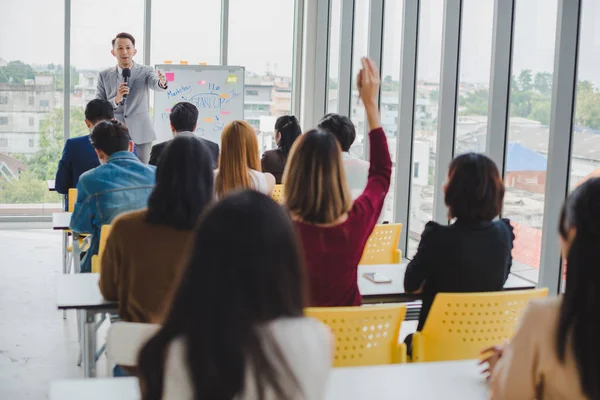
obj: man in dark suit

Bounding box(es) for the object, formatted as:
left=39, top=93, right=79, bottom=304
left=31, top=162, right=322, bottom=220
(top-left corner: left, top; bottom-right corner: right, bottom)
left=55, top=99, right=114, bottom=196
left=149, top=102, right=219, bottom=168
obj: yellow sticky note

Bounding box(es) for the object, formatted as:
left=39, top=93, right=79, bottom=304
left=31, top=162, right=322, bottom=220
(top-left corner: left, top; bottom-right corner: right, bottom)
left=164, top=60, right=172, bottom=64
left=180, top=60, right=188, bottom=65
left=220, top=94, right=230, bottom=99
left=204, top=117, right=214, bottom=123
left=199, top=62, right=208, bottom=66
left=227, top=74, right=237, bottom=84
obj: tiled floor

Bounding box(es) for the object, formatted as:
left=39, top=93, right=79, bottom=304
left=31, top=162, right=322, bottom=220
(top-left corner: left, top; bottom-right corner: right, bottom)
left=0, top=225, right=109, bottom=400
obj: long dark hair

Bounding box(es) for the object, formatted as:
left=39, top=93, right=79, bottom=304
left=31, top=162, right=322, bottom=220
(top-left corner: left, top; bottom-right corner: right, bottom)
left=146, top=135, right=214, bottom=229
left=138, top=190, right=306, bottom=400
left=556, top=177, right=600, bottom=399
left=275, top=115, right=301, bottom=158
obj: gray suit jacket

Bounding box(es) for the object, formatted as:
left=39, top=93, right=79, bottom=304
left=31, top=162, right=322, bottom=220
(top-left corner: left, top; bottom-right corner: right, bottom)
left=95, top=63, right=166, bottom=144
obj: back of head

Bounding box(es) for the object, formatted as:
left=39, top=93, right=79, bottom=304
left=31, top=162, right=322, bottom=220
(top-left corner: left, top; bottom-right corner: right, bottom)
left=275, top=115, right=302, bottom=157
left=444, top=153, right=504, bottom=222
left=317, top=113, right=356, bottom=152
left=138, top=190, right=305, bottom=399
left=284, top=129, right=352, bottom=223
left=85, top=99, right=115, bottom=124
left=556, top=177, right=600, bottom=399
left=169, top=102, right=199, bottom=133
left=90, top=120, right=131, bottom=156
left=146, top=135, right=214, bottom=229
left=216, top=120, right=261, bottom=198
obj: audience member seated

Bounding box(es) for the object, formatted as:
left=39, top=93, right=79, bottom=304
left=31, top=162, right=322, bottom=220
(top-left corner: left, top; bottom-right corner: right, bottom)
left=261, top=115, right=302, bottom=184
left=318, top=113, right=369, bottom=199
left=137, top=191, right=332, bottom=400
left=55, top=99, right=113, bottom=196
left=99, top=135, right=214, bottom=324
left=284, top=57, right=391, bottom=306
left=215, top=120, right=275, bottom=198
left=404, top=153, right=513, bottom=335
left=484, top=177, right=600, bottom=400
left=149, top=102, right=219, bottom=168
left=70, top=120, right=155, bottom=273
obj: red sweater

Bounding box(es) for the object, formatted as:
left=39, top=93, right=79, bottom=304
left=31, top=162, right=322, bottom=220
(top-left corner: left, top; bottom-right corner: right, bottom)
left=295, top=127, right=392, bottom=306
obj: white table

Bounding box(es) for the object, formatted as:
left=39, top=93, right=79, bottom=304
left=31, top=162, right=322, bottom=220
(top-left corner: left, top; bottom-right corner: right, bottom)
left=49, top=360, right=488, bottom=400
left=56, top=273, right=117, bottom=378
left=359, top=263, right=535, bottom=304
left=52, top=212, right=82, bottom=274
left=47, top=179, right=56, bottom=191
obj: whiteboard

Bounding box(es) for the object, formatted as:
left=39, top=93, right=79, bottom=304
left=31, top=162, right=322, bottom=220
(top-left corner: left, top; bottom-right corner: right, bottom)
left=153, top=64, right=245, bottom=145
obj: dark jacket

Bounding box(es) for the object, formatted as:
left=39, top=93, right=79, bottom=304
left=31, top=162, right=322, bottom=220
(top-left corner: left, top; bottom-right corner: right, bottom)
left=149, top=133, right=219, bottom=169
left=55, top=134, right=100, bottom=195
left=404, top=219, right=515, bottom=330
left=261, top=149, right=287, bottom=184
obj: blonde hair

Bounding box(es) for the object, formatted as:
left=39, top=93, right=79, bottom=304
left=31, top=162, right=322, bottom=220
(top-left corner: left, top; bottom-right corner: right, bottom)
left=283, top=129, right=352, bottom=224
left=215, top=120, right=261, bottom=198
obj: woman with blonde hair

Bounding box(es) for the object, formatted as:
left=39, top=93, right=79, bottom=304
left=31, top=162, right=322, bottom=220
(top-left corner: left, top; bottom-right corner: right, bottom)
left=283, top=57, right=392, bottom=306
left=215, top=120, right=275, bottom=198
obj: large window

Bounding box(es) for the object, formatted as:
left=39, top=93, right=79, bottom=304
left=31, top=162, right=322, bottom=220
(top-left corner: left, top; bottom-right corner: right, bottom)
left=502, top=0, right=558, bottom=284
left=455, top=0, right=494, bottom=154
left=349, top=0, right=370, bottom=160
left=407, top=0, right=444, bottom=258
left=0, top=0, right=63, bottom=211
left=380, top=0, right=404, bottom=223
left=228, top=0, right=296, bottom=153
left=565, top=0, right=600, bottom=289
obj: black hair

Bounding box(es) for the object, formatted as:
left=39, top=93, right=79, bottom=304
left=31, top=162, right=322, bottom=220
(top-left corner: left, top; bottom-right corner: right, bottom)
left=444, top=153, right=504, bottom=222
left=169, top=102, right=199, bottom=133
left=89, top=120, right=131, bottom=156
left=556, top=177, right=600, bottom=399
left=138, top=190, right=305, bottom=400
left=317, top=113, right=356, bottom=152
left=85, top=99, right=114, bottom=124
left=146, top=136, right=214, bottom=230
left=112, top=32, right=136, bottom=47
left=274, top=115, right=301, bottom=158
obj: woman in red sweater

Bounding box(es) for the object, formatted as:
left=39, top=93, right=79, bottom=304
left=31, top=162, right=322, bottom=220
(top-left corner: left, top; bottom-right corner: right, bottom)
left=283, top=57, right=392, bottom=306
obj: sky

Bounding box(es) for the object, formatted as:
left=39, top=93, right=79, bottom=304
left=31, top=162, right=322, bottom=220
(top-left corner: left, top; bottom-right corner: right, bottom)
left=3, top=0, right=600, bottom=86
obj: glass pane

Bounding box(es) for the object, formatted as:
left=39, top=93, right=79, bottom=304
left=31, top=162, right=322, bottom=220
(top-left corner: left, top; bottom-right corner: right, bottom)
left=455, top=0, right=494, bottom=154
left=566, top=0, right=600, bottom=290
left=349, top=0, right=370, bottom=160
left=229, top=0, right=295, bottom=153
left=151, top=0, right=221, bottom=66
left=407, top=0, right=444, bottom=258
left=502, top=0, right=558, bottom=284
left=380, top=0, right=404, bottom=223
left=0, top=0, right=63, bottom=212
left=327, top=0, right=342, bottom=114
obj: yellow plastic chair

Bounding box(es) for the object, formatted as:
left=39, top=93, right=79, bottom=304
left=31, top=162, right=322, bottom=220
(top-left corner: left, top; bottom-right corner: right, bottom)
left=305, top=305, right=407, bottom=367
left=68, top=188, right=77, bottom=212
left=91, top=225, right=112, bottom=273
left=412, top=288, right=549, bottom=363
left=359, top=223, right=403, bottom=265
left=271, top=184, right=284, bottom=204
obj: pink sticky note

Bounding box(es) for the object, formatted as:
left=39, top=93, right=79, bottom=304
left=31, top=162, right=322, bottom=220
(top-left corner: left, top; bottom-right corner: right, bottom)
left=165, top=108, right=171, bottom=112
left=220, top=111, right=230, bottom=115
left=165, top=72, right=175, bottom=82
left=197, top=80, right=206, bottom=85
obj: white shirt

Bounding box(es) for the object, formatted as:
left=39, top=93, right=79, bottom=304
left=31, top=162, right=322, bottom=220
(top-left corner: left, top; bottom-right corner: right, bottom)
left=214, top=169, right=269, bottom=198
left=162, top=317, right=332, bottom=400
left=341, top=152, right=370, bottom=200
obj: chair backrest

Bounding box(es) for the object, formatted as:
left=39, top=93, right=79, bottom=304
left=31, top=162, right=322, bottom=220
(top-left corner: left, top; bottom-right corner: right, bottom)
left=68, top=188, right=77, bottom=212
left=271, top=184, right=284, bottom=203
left=91, top=225, right=112, bottom=273
left=106, top=322, right=160, bottom=367
left=413, top=288, right=549, bottom=362
left=359, top=223, right=403, bottom=265
left=305, top=305, right=407, bottom=366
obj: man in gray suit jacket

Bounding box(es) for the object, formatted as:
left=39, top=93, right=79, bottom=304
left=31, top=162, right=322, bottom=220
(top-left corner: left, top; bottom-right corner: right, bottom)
left=95, top=32, right=167, bottom=163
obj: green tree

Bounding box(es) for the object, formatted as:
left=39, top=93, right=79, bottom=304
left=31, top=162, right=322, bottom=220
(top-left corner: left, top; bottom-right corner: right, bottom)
left=0, top=61, right=36, bottom=83
left=575, top=88, right=600, bottom=130
left=518, top=69, right=533, bottom=91
left=459, top=89, right=489, bottom=116
left=534, top=72, right=552, bottom=95
left=528, top=100, right=552, bottom=125
left=0, top=107, right=88, bottom=203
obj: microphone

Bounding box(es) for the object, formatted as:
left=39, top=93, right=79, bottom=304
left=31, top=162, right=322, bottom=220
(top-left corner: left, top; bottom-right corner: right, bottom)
left=122, top=68, right=131, bottom=103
